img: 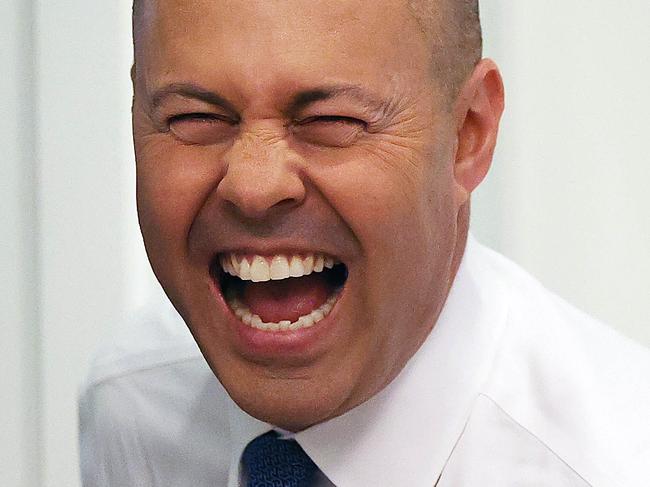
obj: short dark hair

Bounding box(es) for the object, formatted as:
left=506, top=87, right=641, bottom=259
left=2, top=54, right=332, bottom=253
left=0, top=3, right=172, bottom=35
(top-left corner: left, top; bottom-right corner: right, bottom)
left=133, top=0, right=482, bottom=97
left=408, top=0, right=482, bottom=96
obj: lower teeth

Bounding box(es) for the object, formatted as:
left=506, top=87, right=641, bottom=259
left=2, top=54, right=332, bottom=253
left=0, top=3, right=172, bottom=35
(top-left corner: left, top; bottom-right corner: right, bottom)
left=228, top=292, right=339, bottom=332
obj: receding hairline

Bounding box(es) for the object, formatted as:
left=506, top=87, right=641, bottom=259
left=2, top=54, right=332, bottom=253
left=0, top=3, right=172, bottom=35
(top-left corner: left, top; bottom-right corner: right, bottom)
left=407, top=0, right=482, bottom=94
left=132, top=0, right=482, bottom=96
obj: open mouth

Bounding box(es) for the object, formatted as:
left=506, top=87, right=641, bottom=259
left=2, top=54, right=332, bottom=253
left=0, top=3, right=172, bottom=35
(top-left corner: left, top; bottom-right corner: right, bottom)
left=211, top=253, right=348, bottom=332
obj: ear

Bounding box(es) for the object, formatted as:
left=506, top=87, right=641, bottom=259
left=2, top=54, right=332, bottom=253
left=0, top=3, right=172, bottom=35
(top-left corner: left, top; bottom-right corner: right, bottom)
left=452, top=59, right=505, bottom=206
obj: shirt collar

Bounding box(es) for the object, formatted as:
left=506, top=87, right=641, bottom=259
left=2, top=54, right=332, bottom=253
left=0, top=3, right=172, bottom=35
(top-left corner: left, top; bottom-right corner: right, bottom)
left=227, top=236, right=508, bottom=487
left=226, top=400, right=272, bottom=487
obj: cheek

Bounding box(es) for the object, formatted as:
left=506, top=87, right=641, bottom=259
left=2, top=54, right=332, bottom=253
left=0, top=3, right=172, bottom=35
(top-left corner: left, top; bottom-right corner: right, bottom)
left=314, top=142, right=454, bottom=258
left=135, top=137, right=223, bottom=264
left=312, top=143, right=457, bottom=330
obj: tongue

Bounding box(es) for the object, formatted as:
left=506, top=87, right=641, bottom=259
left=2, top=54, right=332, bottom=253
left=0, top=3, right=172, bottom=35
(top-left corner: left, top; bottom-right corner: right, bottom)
left=242, top=273, right=331, bottom=324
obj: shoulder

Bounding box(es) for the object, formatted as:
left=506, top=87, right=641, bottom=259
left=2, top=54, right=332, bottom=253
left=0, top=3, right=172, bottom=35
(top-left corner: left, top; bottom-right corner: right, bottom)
left=81, top=297, right=202, bottom=390
left=79, top=296, right=225, bottom=426
left=473, top=241, right=650, bottom=486
left=78, top=299, right=232, bottom=486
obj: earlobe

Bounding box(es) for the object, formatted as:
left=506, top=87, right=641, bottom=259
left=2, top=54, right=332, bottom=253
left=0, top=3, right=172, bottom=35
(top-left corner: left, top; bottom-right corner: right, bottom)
left=452, top=59, right=505, bottom=205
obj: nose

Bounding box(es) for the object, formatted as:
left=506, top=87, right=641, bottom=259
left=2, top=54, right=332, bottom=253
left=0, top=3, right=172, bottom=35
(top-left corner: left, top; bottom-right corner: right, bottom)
left=216, top=129, right=306, bottom=220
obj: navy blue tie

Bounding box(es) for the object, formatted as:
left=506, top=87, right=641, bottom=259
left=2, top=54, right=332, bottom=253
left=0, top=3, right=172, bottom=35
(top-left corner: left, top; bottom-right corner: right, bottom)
left=242, top=431, right=319, bottom=487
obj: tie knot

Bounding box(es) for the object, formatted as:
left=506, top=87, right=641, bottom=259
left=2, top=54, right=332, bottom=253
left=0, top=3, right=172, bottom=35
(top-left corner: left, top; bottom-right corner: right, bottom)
left=242, top=431, right=319, bottom=487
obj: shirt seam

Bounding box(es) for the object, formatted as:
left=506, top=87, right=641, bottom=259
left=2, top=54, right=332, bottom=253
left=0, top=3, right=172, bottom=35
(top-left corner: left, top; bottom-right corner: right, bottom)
left=478, top=246, right=622, bottom=487
left=435, top=273, right=512, bottom=486
left=478, top=393, right=596, bottom=487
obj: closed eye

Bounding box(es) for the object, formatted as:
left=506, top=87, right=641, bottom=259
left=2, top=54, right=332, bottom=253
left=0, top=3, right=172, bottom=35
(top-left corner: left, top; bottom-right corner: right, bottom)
left=167, top=113, right=239, bottom=145
left=292, top=116, right=367, bottom=148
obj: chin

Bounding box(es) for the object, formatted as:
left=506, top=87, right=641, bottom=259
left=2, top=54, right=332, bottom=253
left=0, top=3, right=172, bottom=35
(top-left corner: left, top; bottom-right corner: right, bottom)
left=220, top=369, right=355, bottom=432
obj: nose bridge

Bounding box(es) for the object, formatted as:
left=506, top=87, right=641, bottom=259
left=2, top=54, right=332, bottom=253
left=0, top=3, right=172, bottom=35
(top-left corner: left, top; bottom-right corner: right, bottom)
left=237, top=124, right=284, bottom=167
left=217, top=123, right=305, bottom=219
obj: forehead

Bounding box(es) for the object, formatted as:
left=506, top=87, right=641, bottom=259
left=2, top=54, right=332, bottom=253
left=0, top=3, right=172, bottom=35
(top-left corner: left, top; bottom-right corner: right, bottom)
left=137, top=0, right=433, bottom=101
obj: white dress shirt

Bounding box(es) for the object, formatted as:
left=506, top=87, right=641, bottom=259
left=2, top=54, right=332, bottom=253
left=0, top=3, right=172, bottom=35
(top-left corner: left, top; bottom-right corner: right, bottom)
left=79, top=237, right=650, bottom=486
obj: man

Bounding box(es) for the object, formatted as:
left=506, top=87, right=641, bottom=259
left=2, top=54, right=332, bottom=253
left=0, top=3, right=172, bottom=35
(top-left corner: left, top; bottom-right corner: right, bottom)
left=79, top=1, right=650, bottom=485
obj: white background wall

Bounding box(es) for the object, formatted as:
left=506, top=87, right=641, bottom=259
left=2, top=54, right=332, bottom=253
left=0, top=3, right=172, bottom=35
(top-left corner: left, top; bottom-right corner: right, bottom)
left=2, top=1, right=648, bottom=485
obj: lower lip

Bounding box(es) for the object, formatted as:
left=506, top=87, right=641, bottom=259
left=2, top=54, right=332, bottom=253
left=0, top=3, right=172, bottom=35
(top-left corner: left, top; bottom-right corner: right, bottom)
left=209, top=277, right=344, bottom=360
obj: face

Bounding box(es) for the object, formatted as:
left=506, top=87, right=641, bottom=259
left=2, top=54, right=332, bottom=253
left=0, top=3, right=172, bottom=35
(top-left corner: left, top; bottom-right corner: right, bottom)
left=134, top=0, right=470, bottom=431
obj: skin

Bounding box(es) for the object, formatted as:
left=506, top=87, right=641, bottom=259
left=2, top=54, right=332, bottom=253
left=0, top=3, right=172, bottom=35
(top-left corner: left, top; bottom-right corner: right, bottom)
left=133, top=0, right=504, bottom=431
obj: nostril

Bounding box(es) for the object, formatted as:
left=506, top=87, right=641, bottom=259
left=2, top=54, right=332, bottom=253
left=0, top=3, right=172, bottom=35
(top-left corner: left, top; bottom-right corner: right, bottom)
left=218, top=177, right=306, bottom=221
left=269, top=197, right=302, bottom=213
left=221, top=197, right=300, bottom=222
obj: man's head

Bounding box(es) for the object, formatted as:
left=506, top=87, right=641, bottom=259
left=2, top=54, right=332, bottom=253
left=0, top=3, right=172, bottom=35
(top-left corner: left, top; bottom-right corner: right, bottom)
left=133, top=0, right=482, bottom=99
left=132, top=0, right=503, bottom=431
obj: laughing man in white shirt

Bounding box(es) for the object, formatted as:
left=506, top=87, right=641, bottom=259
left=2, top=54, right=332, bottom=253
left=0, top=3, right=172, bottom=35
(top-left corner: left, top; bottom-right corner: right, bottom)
left=80, top=1, right=650, bottom=485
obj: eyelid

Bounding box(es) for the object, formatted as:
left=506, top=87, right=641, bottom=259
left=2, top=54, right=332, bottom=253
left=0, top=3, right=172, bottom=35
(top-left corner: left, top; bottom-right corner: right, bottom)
left=290, top=115, right=368, bottom=148
left=164, top=112, right=240, bottom=146
left=167, top=112, right=239, bottom=125
left=296, top=115, right=367, bottom=128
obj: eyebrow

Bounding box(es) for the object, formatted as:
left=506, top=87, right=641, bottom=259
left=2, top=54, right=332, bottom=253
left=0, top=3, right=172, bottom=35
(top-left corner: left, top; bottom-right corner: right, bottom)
left=150, top=82, right=389, bottom=115
left=287, top=85, right=389, bottom=115
left=150, top=83, right=238, bottom=113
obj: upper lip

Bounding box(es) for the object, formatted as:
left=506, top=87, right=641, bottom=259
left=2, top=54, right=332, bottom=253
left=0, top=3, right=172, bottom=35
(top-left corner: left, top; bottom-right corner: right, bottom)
left=211, top=242, right=346, bottom=262
left=217, top=250, right=339, bottom=261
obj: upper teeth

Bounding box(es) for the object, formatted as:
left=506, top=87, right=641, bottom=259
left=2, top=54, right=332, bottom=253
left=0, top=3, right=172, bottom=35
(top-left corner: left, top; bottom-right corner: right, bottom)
left=220, top=253, right=336, bottom=282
